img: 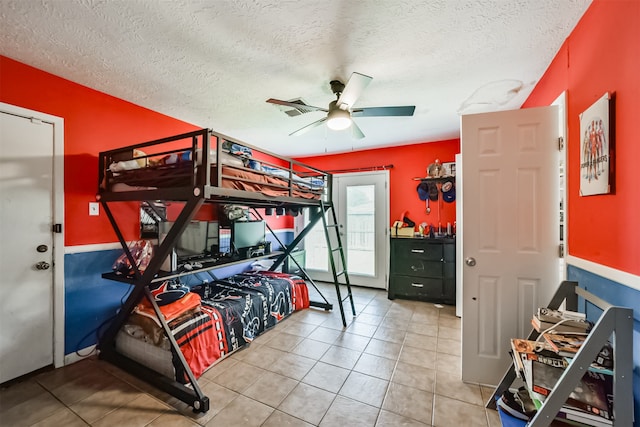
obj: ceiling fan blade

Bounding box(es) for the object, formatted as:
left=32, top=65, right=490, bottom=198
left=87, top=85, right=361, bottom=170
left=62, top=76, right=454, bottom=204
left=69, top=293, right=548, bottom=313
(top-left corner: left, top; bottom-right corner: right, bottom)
left=336, top=72, right=372, bottom=109
left=351, top=105, right=416, bottom=117
left=351, top=120, right=365, bottom=139
left=289, top=117, right=328, bottom=136
left=266, top=98, right=327, bottom=113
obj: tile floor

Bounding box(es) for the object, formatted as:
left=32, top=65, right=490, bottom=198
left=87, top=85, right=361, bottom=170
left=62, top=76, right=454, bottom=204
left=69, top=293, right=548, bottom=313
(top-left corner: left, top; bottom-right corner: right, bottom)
left=0, top=283, right=502, bottom=427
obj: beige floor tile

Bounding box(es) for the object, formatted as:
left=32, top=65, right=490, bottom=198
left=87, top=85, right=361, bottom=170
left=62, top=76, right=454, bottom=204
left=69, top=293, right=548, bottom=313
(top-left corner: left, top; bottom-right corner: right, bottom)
left=268, top=353, right=316, bottom=381
left=434, top=370, right=484, bottom=406
left=200, top=357, right=238, bottom=381
left=407, top=322, right=439, bottom=337
left=364, top=338, right=402, bottom=360
left=435, top=352, right=461, bottom=376
left=321, top=316, right=353, bottom=330
left=175, top=381, right=238, bottom=425
left=263, top=332, right=306, bottom=352
left=353, top=353, right=396, bottom=380
left=296, top=310, right=332, bottom=326
left=262, top=410, right=314, bottom=427
left=379, top=316, right=410, bottom=331
left=1, top=391, right=66, bottom=427
left=242, top=345, right=288, bottom=370
left=49, top=368, right=120, bottom=406
left=319, top=345, right=362, bottom=369
left=92, top=393, right=170, bottom=427
left=372, top=326, right=406, bottom=344
left=433, top=394, right=487, bottom=427
left=398, top=346, right=437, bottom=370
left=480, top=385, right=497, bottom=405
left=210, top=360, right=266, bottom=393
left=278, top=383, right=336, bottom=425
left=438, top=314, right=461, bottom=329
left=361, top=304, right=390, bottom=316
left=486, top=408, right=502, bottom=427
left=436, top=336, right=461, bottom=356
left=281, top=321, right=319, bottom=338
left=306, top=326, right=342, bottom=344
left=438, top=325, right=461, bottom=341
left=404, top=332, right=438, bottom=351
left=382, top=382, right=434, bottom=425
left=319, top=395, right=380, bottom=426
left=332, top=331, right=371, bottom=352
left=34, top=360, right=95, bottom=392
left=346, top=321, right=379, bottom=337
left=354, top=313, right=384, bottom=326
left=205, top=395, right=273, bottom=427
left=375, top=409, right=431, bottom=426
left=290, top=338, right=331, bottom=360
left=301, top=361, right=350, bottom=393
left=391, top=361, right=436, bottom=393
left=242, top=371, right=298, bottom=407
left=339, top=371, right=389, bottom=408
left=30, top=407, right=90, bottom=427
left=68, top=378, right=146, bottom=424
left=0, top=380, right=47, bottom=412
left=146, top=410, right=200, bottom=426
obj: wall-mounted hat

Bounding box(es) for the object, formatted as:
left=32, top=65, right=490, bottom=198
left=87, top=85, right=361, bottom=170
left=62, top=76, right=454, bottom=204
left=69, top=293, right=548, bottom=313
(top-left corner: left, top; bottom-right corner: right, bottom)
left=441, top=179, right=456, bottom=203
left=428, top=182, right=439, bottom=201
left=417, top=182, right=429, bottom=201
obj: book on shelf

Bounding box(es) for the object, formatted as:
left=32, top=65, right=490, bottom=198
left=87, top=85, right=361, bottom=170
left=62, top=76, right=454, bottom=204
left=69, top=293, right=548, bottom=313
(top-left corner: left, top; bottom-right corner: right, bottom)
left=534, top=307, right=592, bottom=333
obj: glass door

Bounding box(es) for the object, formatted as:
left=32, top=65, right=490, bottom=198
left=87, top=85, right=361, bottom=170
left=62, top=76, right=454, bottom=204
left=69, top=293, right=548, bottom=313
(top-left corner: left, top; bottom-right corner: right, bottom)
left=302, top=171, right=389, bottom=289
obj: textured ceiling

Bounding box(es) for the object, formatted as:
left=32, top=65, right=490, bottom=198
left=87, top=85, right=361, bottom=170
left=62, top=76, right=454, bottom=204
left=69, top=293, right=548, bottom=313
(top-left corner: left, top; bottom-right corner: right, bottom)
left=0, top=0, right=591, bottom=157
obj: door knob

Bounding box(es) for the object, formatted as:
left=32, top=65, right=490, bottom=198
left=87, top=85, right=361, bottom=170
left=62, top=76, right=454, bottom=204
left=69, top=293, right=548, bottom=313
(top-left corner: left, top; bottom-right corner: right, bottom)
left=35, top=261, right=50, bottom=270
left=465, top=257, right=476, bottom=267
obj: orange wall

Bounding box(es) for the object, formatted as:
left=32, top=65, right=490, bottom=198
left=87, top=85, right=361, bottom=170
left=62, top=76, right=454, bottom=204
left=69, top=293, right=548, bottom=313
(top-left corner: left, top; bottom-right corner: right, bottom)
left=298, top=139, right=460, bottom=230
left=0, top=56, right=199, bottom=245
left=522, top=0, right=640, bottom=275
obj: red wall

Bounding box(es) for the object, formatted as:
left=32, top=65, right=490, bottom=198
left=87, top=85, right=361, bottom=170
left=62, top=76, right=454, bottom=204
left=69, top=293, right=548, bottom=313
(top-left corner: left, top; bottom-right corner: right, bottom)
left=298, top=139, right=460, bottom=231
left=522, top=0, right=640, bottom=275
left=0, top=56, right=199, bottom=245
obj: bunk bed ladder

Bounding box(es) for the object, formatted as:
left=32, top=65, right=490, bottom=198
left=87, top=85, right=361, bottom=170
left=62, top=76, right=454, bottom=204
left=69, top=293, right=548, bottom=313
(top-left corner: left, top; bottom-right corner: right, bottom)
left=320, top=200, right=356, bottom=327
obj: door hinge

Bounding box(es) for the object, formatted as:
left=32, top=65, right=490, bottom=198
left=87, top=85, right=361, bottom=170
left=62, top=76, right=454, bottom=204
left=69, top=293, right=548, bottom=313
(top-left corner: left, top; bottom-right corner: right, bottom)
left=558, top=243, right=564, bottom=258
left=558, top=137, right=564, bottom=151
left=52, top=223, right=62, bottom=233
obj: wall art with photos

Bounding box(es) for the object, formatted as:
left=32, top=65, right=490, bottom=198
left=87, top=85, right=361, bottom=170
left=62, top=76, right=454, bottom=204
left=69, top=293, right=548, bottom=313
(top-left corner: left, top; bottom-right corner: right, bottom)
left=579, top=92, right=612, bottom=196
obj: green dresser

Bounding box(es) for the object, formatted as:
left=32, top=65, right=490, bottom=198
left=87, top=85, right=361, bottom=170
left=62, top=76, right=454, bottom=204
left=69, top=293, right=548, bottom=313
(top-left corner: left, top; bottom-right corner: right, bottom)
left=388, top=237, right=456, bottom=305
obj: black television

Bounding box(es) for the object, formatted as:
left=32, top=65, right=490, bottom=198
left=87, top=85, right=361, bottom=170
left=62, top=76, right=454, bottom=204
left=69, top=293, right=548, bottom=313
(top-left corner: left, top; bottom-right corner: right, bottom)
left=232, top=220, right=266, bottom=251
left=159, top=220, right=219, bottom=260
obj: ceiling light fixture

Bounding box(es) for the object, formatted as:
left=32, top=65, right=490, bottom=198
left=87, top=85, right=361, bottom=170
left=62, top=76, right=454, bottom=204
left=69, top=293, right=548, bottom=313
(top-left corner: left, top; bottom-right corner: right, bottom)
left=326, top=101, right=352, bottom=130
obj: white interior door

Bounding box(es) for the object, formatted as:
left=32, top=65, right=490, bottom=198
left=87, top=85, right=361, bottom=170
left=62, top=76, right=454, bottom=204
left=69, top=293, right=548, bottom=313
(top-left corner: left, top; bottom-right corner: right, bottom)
left=304, top=171, right=389, bottom=289
left=460, top=106, right=560, bottom=386
left=0, top=112, right=55, bottom=383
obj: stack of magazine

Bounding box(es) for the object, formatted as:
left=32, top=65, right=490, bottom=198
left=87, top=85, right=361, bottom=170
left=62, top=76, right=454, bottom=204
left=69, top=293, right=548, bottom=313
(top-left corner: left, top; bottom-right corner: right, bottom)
left=508, top=308, right=613, bottom=426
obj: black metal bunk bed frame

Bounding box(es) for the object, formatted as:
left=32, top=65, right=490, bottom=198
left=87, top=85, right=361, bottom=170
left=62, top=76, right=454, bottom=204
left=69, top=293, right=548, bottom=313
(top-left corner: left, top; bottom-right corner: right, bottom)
left=96, top=128, right=355, bottom=412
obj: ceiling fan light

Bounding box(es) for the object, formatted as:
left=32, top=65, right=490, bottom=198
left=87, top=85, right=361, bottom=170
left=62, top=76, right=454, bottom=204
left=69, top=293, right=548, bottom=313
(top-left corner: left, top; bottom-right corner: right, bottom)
left=326, top=108, right=351, bottom=130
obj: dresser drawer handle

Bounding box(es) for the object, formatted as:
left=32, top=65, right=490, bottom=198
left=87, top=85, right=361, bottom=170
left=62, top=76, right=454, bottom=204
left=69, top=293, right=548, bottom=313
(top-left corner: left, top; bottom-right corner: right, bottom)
left=411, top=283, right=424, bottom=288
left=411, top=249, right=425, bottom=253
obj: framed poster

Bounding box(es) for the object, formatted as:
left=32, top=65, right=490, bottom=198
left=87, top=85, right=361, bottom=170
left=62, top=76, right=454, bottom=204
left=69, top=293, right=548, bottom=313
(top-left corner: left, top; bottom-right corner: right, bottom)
left=579, top=93, right=611, bottom=196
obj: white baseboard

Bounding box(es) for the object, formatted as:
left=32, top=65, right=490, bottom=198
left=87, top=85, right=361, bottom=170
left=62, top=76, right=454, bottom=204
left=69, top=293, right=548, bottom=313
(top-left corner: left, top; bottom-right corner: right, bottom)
left=64, top=345, right=97, bottom=365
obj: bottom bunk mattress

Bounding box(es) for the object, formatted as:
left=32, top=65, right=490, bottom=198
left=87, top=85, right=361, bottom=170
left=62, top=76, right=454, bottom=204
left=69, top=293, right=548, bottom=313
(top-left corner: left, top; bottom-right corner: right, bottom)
left=114, top=273, right=309, bottom=382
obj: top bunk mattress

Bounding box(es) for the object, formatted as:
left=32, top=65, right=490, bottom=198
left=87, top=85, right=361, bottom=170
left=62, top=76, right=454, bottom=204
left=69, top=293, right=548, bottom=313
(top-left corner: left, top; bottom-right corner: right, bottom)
left=98, top=129, right=329, bottom=203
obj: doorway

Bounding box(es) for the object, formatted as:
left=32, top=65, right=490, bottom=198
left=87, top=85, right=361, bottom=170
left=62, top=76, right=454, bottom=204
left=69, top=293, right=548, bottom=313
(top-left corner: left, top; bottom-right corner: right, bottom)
left=302, top=171, right=389, bottom=289
left=0, top=103, right=65, bottom=382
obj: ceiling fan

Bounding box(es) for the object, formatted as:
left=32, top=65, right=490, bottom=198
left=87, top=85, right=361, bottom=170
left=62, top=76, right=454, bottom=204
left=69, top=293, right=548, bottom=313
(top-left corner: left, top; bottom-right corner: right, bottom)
left=266, top=72, right=415, bottom=139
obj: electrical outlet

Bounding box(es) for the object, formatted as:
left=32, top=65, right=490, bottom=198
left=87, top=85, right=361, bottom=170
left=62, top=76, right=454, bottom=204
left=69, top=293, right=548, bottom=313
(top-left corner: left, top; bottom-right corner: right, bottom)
left=89, top=202, right=99, bottom=216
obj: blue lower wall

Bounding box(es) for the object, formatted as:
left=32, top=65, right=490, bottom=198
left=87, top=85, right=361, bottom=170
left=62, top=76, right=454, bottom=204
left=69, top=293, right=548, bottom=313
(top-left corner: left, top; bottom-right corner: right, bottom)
left=567, top=264, right=640, bottom=426
left=63, top=230, right=294, bottom=356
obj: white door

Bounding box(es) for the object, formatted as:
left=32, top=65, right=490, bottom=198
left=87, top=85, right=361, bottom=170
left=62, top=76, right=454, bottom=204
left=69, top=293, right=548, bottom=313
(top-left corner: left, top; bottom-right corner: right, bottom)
left=460, top=106, right=560, bottom=386
left=0, top=112, right=55, bottom=383
left=304, top=171, right=389, bottom=289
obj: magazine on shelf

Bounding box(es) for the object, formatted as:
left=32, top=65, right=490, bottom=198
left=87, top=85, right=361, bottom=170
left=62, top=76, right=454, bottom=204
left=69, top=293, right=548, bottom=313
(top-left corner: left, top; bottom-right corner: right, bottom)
left=542, top=332, right=588, bottom=357
left=531, top=360, right=613, bottom=420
